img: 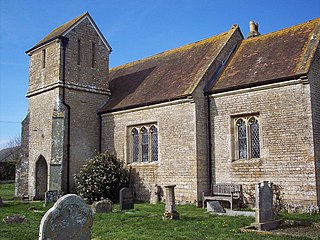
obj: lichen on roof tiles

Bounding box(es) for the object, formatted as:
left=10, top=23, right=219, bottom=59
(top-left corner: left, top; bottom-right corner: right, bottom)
left=210, top=18, right=320, bottom=93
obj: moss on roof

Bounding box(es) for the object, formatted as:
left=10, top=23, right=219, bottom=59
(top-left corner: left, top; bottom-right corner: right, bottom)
left=99, top=28, right=237, bottom=113
left=26, top=12, right=88, bottom=53
left=210, top=18, right=320, bottom=93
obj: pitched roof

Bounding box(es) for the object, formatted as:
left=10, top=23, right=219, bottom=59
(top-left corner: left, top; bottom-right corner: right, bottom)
left=209, top=18, right=320, bottom=94
left=99, top=27, right=238, bottom=113
left=26, top=12, right=111, bottom=54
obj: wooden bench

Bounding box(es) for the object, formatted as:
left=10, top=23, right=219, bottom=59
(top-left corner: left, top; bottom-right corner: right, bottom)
left=202, top=183, right=242, bottom=210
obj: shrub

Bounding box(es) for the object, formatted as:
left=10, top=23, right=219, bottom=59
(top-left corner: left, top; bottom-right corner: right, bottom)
left=74, top=152, right=128, bottom=204
left=0, top=162, right=16, bottom=181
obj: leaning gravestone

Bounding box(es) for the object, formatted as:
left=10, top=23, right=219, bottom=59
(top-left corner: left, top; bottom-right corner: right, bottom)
left=39, top=194, right=93, bottom=240
left=207, top=200, right=226, bottom=213
left=119, top=187, right=134, bottom=210
left=92, top=199, right=112, bottom=213
left=251, top=181, right=281, bottom=231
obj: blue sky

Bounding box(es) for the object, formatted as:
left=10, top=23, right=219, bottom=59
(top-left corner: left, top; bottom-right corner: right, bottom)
left=0, top=0, right=319, bottom=149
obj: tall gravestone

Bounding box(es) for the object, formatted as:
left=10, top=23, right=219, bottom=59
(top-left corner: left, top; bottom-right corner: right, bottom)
left=119, top=187, right=134, bottom=211
left=163, top=185, right=179, bottom=220
left=39, top=194, right=93, bottom=240
left=252, top=181, right=280, bottom=230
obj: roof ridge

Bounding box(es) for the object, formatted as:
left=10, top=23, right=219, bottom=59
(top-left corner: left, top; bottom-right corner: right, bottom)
left=26, top=12, right=88, bottom=53
left=244, top=17, right=320, bottom=42
left=110, top=29, right=232, bottom=72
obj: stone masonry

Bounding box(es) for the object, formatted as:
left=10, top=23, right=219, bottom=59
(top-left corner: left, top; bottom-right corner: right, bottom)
left=211, top=80, right=318, bottom=209
left=20, top=14, right=111, bottom=199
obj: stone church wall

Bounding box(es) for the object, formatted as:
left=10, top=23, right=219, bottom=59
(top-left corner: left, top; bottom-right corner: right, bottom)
left=62, top=17, right=110, bottom=192
left=308, top=46, right=320, bottom=206
left=27, top=88, right=60, bottom=198
left=211, top=81, right=318, bottom=208
left=65, top=89, right=108, bottom=192
left=101, top=100, right=198, bottom=203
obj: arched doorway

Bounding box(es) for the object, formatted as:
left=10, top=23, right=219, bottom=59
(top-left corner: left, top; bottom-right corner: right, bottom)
left=34, top=155, right=48, bottom=200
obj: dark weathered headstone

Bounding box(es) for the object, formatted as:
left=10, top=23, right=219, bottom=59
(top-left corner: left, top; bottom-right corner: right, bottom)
left=207, top=200, right=226, bottom=213
left=119, top=187, right=134, bottom=211
left=44, top=190, right=62, bottom=206
left=163, top=185, right=179, bottom=220
left=39, top=194, right=93, bottom=240
left=251, top=181, right=281, bottom=230
left=92, top=199, right=112, bottom=213
left=0, top=197, right=3, bottom=207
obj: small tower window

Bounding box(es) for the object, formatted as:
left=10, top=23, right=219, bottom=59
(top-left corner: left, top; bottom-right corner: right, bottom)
left=42, top=49, right=46, bottom=68
left=77, top=40, right=81, bottom=65
left=91, top=42, right=95, bottom=68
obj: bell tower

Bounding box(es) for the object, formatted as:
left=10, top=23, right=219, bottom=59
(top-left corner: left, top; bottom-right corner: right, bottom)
left=21, top=12, right=111, bottom=199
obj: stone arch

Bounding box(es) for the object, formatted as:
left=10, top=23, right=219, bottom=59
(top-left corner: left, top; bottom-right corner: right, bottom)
left=34, top=155, right=48, bottom=200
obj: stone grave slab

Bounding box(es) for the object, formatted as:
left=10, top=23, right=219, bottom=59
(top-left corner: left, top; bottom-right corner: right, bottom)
left=207, top=200, right=226, bottom=213
left=92, top=199, right=112, bottom=213
left=39, top=194, right=93, bottom=240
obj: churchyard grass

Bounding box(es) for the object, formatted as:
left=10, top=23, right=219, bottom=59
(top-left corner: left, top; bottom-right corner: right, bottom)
left=1, top=182, right=319, bottom=239
left=0, top=181, right=15, bottom=200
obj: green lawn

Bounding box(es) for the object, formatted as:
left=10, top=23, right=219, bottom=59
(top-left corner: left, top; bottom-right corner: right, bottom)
left=0, top=182, right=318, bottom=240
left=0, top=182, right=15, bottom=200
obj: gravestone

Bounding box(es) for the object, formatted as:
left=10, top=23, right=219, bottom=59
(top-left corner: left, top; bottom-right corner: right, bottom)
left=150, top=184, right=161, bottom=204
left=0, top=197, right=3, bottom=207
left=92, top=199, right=112, bottom=213
left=119, top=187, right=134, bottom=211
left=44, top=190, right=62, bottom=206
left=163, top=185, right=179, bottom=220
left=207, top=200, right=226, bottom=213
left=39, top=194, right=93, bottom=240
left=252, top=181, right=281, bottom=230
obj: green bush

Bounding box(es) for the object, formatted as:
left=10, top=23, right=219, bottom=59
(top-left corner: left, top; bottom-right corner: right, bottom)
left=0, top=162, right=16, bottom=181
left=74, top=152, right=129, bottom=204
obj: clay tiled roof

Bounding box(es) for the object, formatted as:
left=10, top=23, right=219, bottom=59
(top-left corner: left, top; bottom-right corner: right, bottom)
left=99, top=28, right=237, bottom=113
left=209, top=18, right=320, bottom=93
left=26, top=12, right=88, bottom=53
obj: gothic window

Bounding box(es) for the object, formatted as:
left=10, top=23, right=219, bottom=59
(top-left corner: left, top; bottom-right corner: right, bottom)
left=234, top=115, right=260, bottom=160
left=237, top=119, right=247, bottom=159
left=141, top=127, right=148, bottom=162
left=128, top=124, right=158, bottom=163
left=249, top=117, right=260, bottom=158
left=132, top=128, right=139, bottom=162
left=150, top=126, right=158, bottom=162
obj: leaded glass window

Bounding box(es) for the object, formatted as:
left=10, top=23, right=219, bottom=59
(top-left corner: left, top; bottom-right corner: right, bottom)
left=141, top=127, right=148, bottom=162
left=237, top=119, right=247, bottom=159
left=249, top=117, right=260, bottom=158
left=150, top=126, right=158, bottom=161
left=132, top=128, right=139, bottom=162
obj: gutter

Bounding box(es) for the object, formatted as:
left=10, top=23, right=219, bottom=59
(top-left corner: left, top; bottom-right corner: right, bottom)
left=59, top=36, right=71, bottom=193
left=205, top=73, right=307, bottom=95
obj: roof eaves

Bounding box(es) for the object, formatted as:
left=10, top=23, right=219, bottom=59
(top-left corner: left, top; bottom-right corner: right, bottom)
left=206, top=73, right=307, bottom=95
left=98, top=94, right=191, bottom=115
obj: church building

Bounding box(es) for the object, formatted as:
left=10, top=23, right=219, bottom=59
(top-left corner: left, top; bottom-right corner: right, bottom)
left=16, top=13, right=320, bottom=212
